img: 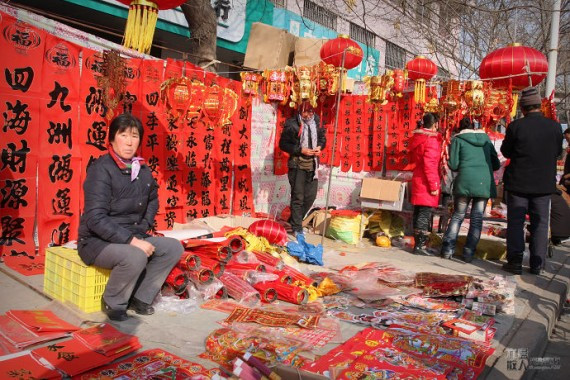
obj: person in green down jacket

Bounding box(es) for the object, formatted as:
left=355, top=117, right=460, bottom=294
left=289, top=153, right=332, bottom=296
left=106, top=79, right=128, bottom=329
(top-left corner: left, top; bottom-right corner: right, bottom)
left=440, top=117, right=501, bottom=262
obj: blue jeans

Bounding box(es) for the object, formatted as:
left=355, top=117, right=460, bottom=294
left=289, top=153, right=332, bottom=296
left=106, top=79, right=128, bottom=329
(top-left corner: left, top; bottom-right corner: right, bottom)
left=441, top=196, right=487, bottom=258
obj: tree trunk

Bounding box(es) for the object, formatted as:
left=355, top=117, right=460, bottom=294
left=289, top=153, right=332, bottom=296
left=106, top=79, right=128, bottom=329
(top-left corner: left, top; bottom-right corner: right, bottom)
left=181, top=0, right=217, bottom=72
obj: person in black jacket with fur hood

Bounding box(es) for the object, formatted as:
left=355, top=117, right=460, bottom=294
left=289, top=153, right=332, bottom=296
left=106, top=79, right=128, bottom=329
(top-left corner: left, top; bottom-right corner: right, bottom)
left=279, top=101, right=326, bottom=236
left=78, top=114, right=183, bottom=321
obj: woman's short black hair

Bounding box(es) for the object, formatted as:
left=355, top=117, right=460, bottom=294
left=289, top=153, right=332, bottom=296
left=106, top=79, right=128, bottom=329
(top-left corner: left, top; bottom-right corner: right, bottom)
left=108, top=113, right=144, bottom=143
left=458, top=116, right=473, bottom=131
left=564, top=127, right=570, bottom=136
left=417, top=112, right=439, bottom=129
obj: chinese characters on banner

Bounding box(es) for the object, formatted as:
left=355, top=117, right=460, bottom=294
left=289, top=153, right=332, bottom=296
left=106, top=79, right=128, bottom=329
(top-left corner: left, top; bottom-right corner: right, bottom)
left=38, top=34, right=81, bottom=255
left=0, top=11, right=255, bottom=275
left=0, top=15, right=44, bottom=274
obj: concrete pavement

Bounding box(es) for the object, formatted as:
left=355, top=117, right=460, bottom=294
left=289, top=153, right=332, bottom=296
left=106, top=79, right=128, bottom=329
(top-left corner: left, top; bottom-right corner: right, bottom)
left=0, top=235, right=568, bottom=379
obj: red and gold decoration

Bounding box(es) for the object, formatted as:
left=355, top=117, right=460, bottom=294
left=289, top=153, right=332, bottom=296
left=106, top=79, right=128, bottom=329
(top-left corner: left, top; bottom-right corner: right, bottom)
left=320, top=34, right=363, bottom=70
left=541, top=90, right=559, bottom=122
left=440, top=80, right=462, bottom=112
left=364, top=70, right=394, bottom=106
left=315, top=61, right=340, bottom=100
left=202, top=83, right=239, bottom=127
left=463, top=80, right=485, bottom=116
left=262, top=69, right=290, bottom=105
left=390, top=68, right=407, bottom=99
left=406, top=56, right=437, bottom=104
left=117, top=0, right=187, bottom=54
left=479, top=43, right=548, bottom=118
left=96, top=50, right=127, bottom=120
left=240, top=71, right=262, bottom=99
left=289, top=65, right=318, bottom=108
left=159, top=76, right=204, bottom=122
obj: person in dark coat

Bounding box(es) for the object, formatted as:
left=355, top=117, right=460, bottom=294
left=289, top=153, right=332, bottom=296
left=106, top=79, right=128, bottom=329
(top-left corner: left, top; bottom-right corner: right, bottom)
left=561, top=128, right=570, bottom=190
left=440, top=117, right=500, bottom=262
left=501, top=87, right=563, bottom=275
left=78, top=114, right=183, bottom=321
left=279, top=101, right=326, bottom=235
left=409, top=112, right=442, bottom=255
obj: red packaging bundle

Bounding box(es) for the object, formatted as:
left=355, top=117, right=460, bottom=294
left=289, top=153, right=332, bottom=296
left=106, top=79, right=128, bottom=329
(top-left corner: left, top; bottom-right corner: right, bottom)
left=225, top=262, right=266, bottom=273
left=177, top=252, right=201, bottom=271
left=186, top=268, right=215, bottom=285
left=197, top=255, right=225, bottom=277
left=265, top=281, right=309, bottom=304
left=188, top=244, right=233, bottom=262
left=252, top=250, right=284, bottom=269
left=226, top=235, right=246, bottom=253
left=220, top=272, right=260, bottom=303
left=165, top=267, right=189, bottom=293
left=252, top=282, right=278, bottom=303
left=277, top=265, right=316, bottom=286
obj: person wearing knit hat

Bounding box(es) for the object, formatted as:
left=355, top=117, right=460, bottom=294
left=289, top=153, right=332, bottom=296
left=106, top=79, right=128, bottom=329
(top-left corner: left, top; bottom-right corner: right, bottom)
left=501, top=87, right=563, bottom=276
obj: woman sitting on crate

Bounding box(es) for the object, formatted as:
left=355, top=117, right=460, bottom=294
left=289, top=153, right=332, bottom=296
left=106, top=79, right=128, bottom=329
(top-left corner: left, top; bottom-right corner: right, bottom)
left=440, top=117, right=500, bottom=262
left=78, top=114, right=183, bottom=321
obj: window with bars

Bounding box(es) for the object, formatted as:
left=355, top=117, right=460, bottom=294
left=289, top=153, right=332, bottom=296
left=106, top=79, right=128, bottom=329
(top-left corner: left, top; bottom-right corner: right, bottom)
left=350, top=22, right=375, bottom=46
left=303, top=0, right=337, bottom=30
left=385, top=41, right=406, bottom=69
left=269, top=0, right=286, bottom=8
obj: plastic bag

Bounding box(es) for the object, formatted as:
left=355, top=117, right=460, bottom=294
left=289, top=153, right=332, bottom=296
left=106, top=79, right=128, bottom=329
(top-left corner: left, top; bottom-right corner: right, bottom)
left=286, top=233, right=323, bottom=266
left=326, top=213, right=362, bottom=245
left=152, top=294, right=199, bottom=314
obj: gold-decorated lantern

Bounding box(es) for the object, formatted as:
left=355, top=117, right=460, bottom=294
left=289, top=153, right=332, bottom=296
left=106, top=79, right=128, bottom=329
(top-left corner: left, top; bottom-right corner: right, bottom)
left=240, top=72, right=262, bottom=98
left=364, top=70, right=394, bottom=105
left=441, top=80, right=462, bottom=112
left=160, top=76, right=204, bottom=122
left=117, top=0, right=187, bottom=54
left=464, top=80, right=485, bottom=115
left=262, top=69, right=291, bottom=105
left=484, top=87, right=511, bottom=123
left=316, top=61, right=339, bottom=98
left=390, top=69, right=407, bottom=99
left=289, top=66, right=317, bottom=108
left=405, top=56, right=437, bottom=104
left=202, top=84, right=239, bottom=127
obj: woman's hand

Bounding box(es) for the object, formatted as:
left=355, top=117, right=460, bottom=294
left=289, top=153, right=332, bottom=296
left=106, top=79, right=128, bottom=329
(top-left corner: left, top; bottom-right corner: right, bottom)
left=130, top=237, right=155, bottom=257
left=430, top=190, right=439, bottom=196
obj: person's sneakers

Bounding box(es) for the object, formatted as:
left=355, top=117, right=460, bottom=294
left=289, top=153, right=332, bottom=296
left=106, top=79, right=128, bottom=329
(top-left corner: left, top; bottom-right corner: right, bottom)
left=128, top=298, right=155, bottom=315
left=462, top=254, right=474, bottom=263
left=529, top=267, right=543, bottom=275
left=502, top=262, right=523, bottom=275
left=101, top=298, right=128, bottom=321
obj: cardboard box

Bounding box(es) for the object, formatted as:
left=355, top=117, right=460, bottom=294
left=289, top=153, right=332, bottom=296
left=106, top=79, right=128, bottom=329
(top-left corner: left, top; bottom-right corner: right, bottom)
left=244, top=23, right=296, bottom=70
left=293, top=37, right=325, bottom=67
left=360, top=177, right=406, bottom=211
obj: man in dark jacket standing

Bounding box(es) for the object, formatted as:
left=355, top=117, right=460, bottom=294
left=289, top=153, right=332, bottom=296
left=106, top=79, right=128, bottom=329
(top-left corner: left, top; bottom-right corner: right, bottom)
left=279, top=101, right=326, bottom=235
left=501, top=87, right=563, bottom=275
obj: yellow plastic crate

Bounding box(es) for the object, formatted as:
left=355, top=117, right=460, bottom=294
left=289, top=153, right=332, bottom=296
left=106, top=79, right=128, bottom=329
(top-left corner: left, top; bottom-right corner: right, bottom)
left=44, top=247, right=111, bottom=313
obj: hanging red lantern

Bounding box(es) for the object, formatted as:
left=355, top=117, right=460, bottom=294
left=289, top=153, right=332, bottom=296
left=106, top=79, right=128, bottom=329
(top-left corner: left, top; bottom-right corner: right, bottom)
left=391, top=69, right=407, bottom=98
left=405, top=56, right=437, bottom=104
left=117, top=0, right=187, bottom=53
left=160, top=76, right=204, bottom=122
left=479, top=43, right=548, bottom=90
left=320, top=34, right=363, bottom=70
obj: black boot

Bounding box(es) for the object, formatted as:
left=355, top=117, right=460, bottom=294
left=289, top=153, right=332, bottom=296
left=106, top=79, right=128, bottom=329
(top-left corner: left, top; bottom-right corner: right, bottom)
left=102, top=298, right=129, bottom=321
left=413, top=231, right=433, bottom=256
left=502, top=257, right=523, bottom=275
left=128, top=297, right=155, bottom=315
